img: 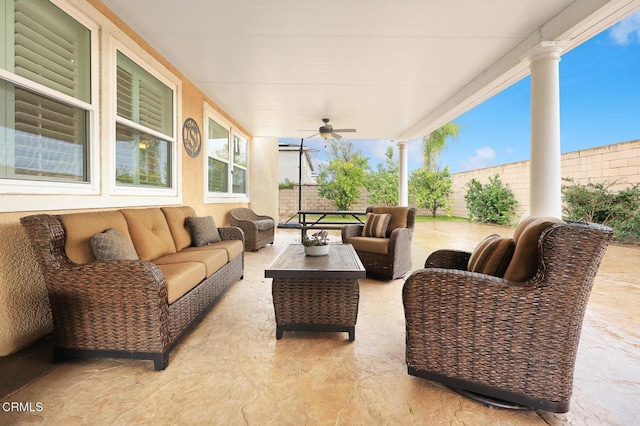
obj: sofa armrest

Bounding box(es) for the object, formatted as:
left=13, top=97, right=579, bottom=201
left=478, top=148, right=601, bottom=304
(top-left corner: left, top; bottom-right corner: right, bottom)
left=341, top=224, right=364, bottom=242
left=424, top=249, right=471, bottom=270
left=45, top=260, right=172, bottom=352
left=218, top=226, right=244, bottom=242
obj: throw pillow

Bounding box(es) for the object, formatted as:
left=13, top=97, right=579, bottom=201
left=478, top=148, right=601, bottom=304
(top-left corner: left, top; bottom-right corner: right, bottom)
left=91, top=228, right=139, bottom=261
left=186, top=216, right=221, bottom=246
left=363, top=213, right=392, bottom=238
left=468, top=234, right=516, bottom=277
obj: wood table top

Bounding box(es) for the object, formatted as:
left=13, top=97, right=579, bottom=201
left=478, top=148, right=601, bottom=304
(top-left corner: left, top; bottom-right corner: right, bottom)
left=265, top=244, right=366, bottom=279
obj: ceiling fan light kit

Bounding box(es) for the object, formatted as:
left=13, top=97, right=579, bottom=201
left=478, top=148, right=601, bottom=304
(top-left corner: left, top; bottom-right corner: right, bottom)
left=317, top=118, right=356, bottom=139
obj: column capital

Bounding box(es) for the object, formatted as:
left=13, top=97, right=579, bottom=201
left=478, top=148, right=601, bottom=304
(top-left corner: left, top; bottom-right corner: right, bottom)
left=527, top=40, right=571, bottom=64
left=396, top=140, right=408, bottom=147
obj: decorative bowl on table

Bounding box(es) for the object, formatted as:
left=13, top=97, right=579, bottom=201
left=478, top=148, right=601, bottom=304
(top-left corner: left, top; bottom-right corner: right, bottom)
left=304, top=244, right=330, bottom=256
left=303, top=231, right=330, bottom=256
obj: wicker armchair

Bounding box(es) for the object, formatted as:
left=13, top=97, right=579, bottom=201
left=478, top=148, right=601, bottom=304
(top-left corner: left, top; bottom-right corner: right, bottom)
left=342, top=206, right=416, bottom=279
left=229, top=208, right=275, bottom=251
left=403, top=219, right=613, bottom=412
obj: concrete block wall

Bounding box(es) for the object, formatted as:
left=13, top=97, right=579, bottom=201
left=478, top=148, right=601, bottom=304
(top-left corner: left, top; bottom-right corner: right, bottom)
left=450, top=139, right=640, bottom=220
left=277, top=140, right=639, bottom=221
left=279, top=185, right=370, bottom=218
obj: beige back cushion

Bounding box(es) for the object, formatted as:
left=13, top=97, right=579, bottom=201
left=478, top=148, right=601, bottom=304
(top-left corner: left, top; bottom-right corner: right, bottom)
left=60, top=211, right=133, bottom=264
left=503, top=217, right=563, bottom=282
left=162, top=206, right=197, bottom=251
left=121, top=208, right=177, bottom=261
left=371, top=207, right=408, bottom=235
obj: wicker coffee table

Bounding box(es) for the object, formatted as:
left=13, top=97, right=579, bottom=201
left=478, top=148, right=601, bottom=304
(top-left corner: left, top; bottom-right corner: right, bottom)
left=265, top=244, right=366, bottom=340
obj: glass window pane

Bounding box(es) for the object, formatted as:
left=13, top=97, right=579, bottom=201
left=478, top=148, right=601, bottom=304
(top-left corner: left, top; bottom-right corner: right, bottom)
left=116, top=123, right=170, bottom=187
left=1, top=81, right=88, bottom=182
left=11, top=0, right=91, bottom=102
left=117, top=51, right=173, bottom=137
left=207, top=117, right=229, bottom=161
left=208, top=157, right=228, bottom=192
left=232, top=166, right=246, bottom=194
left=233, top=135, right=247, bottom=167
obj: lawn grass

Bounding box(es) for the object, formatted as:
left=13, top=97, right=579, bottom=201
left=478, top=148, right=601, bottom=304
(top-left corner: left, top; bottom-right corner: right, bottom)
left=283, top=213, right=470, bottom=224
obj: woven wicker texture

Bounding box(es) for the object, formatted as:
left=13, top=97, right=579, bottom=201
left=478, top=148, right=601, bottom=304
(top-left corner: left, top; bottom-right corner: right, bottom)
left=272, top=278, right=359, bottom=327
left=402, top=220, right=613, bottom=412
left=342, top=206, right=417, bottom=279
left=229, top=208, right=275, bottom=251
left=20, top=212, right=244, bottom=370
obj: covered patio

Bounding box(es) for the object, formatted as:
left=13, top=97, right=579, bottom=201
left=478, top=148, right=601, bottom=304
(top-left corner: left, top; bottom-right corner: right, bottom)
left=2, top=223, right=638, bottom=424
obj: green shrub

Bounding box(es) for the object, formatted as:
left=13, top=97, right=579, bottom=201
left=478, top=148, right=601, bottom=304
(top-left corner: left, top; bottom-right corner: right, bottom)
left=464, top=174, right=518, bottom=225
left=279, top=178, right=295, bottom=190
left=562, top=179, right=640, bottom=243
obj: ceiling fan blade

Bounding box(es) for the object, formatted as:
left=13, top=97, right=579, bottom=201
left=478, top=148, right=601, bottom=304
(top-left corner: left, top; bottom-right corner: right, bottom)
left=332, top=128, right=356, bottom=133
left=331, top=132, right=343, bottom=139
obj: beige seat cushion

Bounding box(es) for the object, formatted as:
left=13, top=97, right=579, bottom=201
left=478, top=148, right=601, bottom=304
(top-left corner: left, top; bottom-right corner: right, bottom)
left=371, top=207, right=408, bottom=235
left=468, top=234, right=515, bottom=278
left=348, top=236, right=390, bottom=255
left=121, top=208, right=177, bottom=261
left=154, top=249, right=227, bottom=277
left=162, top=206, right=197, bottom=251
left=154, top=262, right=206, bottom=304
left=183, top=240, right=243, bottom=261
left=60, top=211, right=133, bottom=264
left=504, top=217, right=563, bottom=282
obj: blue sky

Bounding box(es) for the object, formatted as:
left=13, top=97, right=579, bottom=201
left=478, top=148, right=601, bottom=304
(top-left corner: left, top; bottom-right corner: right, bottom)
left=281, top=11, right=640, bottom=174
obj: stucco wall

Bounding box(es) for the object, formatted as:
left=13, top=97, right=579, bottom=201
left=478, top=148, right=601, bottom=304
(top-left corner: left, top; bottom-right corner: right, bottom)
left=450, top=140, right=640, bottom=220
left=250, top=138, right=280, bottom=221
left=0, top=1, right=276, bottom=356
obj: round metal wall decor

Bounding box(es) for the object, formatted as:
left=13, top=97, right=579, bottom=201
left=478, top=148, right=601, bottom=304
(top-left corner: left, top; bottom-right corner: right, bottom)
left=182, top=117, right=202, bottom=158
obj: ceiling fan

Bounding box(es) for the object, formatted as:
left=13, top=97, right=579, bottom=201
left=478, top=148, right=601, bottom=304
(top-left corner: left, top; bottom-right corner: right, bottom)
left=310, top=118, right=356, bottom=139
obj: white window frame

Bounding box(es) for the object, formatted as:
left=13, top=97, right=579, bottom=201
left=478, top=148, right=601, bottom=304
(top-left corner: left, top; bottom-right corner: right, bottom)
left=0, top=0, right=99, bottom=199
left=108, top=39, right=180, bottom=198
left=203, top=103, right=249, bottom=203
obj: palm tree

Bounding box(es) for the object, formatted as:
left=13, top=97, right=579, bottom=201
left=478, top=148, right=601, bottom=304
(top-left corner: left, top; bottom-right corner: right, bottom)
left=422, top=122, right=459, bottom=171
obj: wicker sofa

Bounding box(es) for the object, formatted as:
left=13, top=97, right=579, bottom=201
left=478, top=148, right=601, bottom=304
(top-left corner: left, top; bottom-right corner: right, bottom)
left=403, top=218, right=613, bottom=412
left=20, top=206, right=244, bottom=370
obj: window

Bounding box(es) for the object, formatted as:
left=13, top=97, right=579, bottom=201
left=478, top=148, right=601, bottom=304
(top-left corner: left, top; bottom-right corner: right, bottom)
left=115, top=51, right=174, bottom=189
left=205, top=107, right=249, bottom=200
left=1, top=0, right=92, bottom=184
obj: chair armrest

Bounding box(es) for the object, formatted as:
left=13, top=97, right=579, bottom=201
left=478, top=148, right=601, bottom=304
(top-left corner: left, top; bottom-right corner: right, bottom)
left=341, top=224, right=363, bottom=242
left=387, top=227, right=412, bottom=253
left=424, top=249, right=471, bottom=270
left=403, top=268, right=535, bottom=363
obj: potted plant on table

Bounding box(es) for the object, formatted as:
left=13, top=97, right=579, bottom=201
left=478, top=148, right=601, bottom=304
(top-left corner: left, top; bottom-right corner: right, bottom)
left=303, top=230, right=330, bottom=256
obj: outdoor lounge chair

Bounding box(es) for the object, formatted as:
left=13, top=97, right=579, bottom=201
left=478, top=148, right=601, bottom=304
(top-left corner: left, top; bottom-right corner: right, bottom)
left=229, top=208, right=275, bottom=251
left=342, top=206, right=417, bottom=279
left=402, top=217, right=613, bottom=412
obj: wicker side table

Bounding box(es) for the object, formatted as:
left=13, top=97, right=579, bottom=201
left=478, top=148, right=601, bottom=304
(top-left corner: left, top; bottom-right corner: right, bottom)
left=265, top=244, right=366, bottom=341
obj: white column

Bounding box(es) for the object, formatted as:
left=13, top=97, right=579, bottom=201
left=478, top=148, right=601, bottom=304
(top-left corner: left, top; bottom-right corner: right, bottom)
left=529, top=43, right=564, bottom=217
left=397, top=140, right=408, bottom=207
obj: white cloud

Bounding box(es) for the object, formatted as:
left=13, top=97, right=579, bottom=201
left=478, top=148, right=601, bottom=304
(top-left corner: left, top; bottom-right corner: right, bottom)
left=609, top=11, right=640, bottom=45
left=459, top=146, right=496, bottom=171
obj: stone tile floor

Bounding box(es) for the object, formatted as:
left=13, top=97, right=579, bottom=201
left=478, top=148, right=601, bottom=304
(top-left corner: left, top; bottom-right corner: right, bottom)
left=1, top=222, right=638, bottom=425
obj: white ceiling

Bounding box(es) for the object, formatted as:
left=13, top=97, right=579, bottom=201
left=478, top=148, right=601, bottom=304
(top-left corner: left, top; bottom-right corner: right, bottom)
left=101, top=0, right=639, bottom=140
